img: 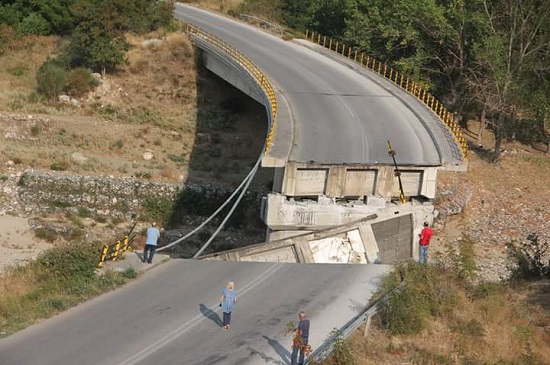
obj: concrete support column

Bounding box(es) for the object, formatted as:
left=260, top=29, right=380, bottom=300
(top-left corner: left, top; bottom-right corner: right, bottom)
left=325, top=166, right=346, bottom=197
left=281, top=165, right=296, bottom=196
left=375, top=166, right=394, bottom=199
left=272, top=167, right=284, bottom=193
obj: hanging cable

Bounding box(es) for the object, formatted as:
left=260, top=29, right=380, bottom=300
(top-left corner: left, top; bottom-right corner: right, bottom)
left=193, top=152, right=262, bottom=258
left=157, top=151, right=264, bottom=253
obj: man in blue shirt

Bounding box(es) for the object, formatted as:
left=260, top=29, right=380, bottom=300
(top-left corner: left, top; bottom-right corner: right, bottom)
left=291, top=311, right=310, bottom=365
left=142, top=222, right=160, bottom=264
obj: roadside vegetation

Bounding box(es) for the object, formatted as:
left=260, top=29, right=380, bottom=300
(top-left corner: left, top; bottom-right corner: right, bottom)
left=317, top=236, right=550, bottom=365
left=0, top=242, right=136, bottom=337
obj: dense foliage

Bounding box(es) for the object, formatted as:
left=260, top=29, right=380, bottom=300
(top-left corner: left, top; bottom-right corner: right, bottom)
left=238, top=0, right=550, bottom=161
left=0, top=0, right=175, bottom=73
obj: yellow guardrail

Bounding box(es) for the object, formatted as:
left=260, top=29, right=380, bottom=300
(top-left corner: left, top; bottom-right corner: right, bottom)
left=97, top=223, right=136, bottom=268
left=305, top=30, right=468, bottom=158
left=185, top=24, right=278, bottom=153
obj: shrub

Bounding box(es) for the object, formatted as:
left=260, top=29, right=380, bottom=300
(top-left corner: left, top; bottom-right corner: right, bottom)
left=507, top=233, right=549, bottom=280
left=141, top=196, right=173, bottom=224
left=34, top=242, right=98, bottom=281
left=7, top=63, right=29, bottom=77
left=30, top=121, right=44, bottom=136
left=378, top=262, right=460, bottom=335
left=325, top=329, right=354, bottom=365
left=64, top=67, right=99, bottom=97
left=35, top=228, right=58, bottom=243
left=94, top=215, right=107, bottom=224
left=36, top=58, right=68, bottom=100
left=50, top=162, right=69, bottom=171
left=168, top=154, right=185, bottom=164
left=77, top=207, right=91, bottom=218
left=20, top=13, right=51, bottom=35
left=111, top=139, right=124, bottom=150
left=134, top=171, right=152, bottom=179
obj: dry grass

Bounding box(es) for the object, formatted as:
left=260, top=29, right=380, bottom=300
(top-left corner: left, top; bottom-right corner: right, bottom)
left=345, top=282, right=550, bottom=365
left=0, top=29, right=266, bottom=186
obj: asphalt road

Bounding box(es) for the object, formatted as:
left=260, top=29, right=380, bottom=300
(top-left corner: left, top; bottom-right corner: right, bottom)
left=174, top=4, right=457, bottom=166
left=0, top=260, right=390, bottom=365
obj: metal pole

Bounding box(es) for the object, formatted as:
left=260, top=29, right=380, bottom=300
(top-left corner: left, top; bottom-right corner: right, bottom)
left=387, top=140, right=406, bottom=204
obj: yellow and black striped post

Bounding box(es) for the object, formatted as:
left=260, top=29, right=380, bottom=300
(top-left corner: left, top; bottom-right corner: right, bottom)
left=113, top=240, right=122, bottom=261
left=98, top=244, right=109, bottom=268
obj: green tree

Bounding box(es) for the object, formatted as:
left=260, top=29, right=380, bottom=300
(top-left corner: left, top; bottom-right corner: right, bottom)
left=68, top=24, right=129, bottom=74
left=20, top=12, right=51, bottom=35
left=0, top=2, right=26, bottom=27
left=26, top=0, right=77, bottom=34
left=467, top=0, right=550, bottom=163
left=68, top=1, right=128, bottom=73
left=309, top=0, right=353, bottom=37
left=280, top=0, right=314, bottom=31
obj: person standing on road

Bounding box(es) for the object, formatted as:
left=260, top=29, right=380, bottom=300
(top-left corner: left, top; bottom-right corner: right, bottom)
left=291, top=311, right=310, bottom=365
left=219, top=281, right=237, bottom=330
left=142, top=222, right=160, bottom=264
left=418, top=221, right=433, bottom=264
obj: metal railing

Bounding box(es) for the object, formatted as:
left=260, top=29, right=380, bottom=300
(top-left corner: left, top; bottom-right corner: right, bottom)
left=185, top=24, right=278, bottom=153
left=305, top=278, right=405, bottom=364
left=97, top=222, right=137, bottom=268
left=305, top=30, right=468, bottom=159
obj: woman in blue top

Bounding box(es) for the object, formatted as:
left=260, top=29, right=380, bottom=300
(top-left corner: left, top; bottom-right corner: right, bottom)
left=219, top=281, right=237, bottom=330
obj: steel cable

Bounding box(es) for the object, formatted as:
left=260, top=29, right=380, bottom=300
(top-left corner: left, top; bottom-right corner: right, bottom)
left=156, top=151, right=263, bottom=253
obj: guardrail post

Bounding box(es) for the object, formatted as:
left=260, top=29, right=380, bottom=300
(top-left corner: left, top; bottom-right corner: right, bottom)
left=363, top=312, right=374, bottom=337
left=305, top=29, right=309, bottom=40
left=347, top=47, right=352, bottom=58
left=329, top=38, right=332, bottom=50
left=113, top=240, right=122, bottom=261
left=354, top=50, right=357, bottom=62
left=341, top=43, right=345, bottom=55
left=366, top=56, right=370, bottom=68
left=323, top=35, right=326, bottom=47
left=122, top=235, right=130, bottom=255
left=317, top=34, right=321, bottom=44
left=335, top=41, right=338, bottom=53
left=98, top=244, right=109, bottom=268
left=377, top=62, right=382, bottom=74
left=360, top=53, right=364, bottom=65
left=383, top=64, right=387, bottom=77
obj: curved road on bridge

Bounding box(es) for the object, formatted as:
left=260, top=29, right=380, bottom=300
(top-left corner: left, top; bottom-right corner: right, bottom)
left=0, top=260, right=389, bottom=365
left=175, top=4, right=461, bottom=167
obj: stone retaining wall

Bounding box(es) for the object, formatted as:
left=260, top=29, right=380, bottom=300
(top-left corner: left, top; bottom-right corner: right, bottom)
left=16, top=170, right=238, bottom=218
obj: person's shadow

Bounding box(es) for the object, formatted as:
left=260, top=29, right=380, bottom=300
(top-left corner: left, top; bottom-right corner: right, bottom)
left=262, top=335, right=291, bottom=365
left=199, top=303, right=223, bottom=327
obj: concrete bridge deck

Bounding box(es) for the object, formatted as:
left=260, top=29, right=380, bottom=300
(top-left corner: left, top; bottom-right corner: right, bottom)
left=175, top=4, right=463, bottom=169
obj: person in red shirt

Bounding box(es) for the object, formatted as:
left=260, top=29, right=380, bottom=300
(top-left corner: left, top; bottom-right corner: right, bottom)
left=419, top=222, right=433, bottom=264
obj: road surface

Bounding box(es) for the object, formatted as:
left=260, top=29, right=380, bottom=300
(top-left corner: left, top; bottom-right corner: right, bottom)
left=0, top=260, right=390, bottom=365
left=175, top=4, right=461, bottom=166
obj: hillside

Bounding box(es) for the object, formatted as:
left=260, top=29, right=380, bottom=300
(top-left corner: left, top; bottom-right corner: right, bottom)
left=0, top=30, right=266, bottom=185
left=1, top=3, right=549, bottom=363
